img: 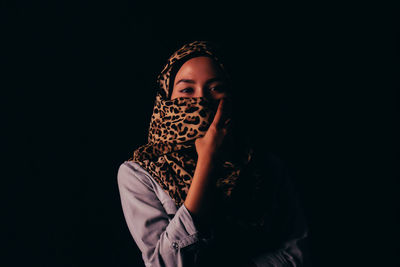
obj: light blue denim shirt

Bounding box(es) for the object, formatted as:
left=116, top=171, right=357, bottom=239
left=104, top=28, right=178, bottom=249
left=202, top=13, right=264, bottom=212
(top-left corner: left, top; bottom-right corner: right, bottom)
left=117, top=159, right=309, bottom=267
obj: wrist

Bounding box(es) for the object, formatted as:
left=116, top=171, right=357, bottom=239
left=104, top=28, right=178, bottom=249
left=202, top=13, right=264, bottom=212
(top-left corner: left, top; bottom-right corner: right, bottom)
left=197, top=152, right=219, bottom=166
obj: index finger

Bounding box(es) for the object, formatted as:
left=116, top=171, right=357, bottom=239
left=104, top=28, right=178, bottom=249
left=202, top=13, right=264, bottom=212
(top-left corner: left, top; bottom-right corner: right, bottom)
left=211, top=98, right=229, bottom=129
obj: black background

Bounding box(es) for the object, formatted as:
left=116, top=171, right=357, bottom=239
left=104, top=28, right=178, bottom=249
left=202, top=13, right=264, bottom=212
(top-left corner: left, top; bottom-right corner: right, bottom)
left=2, top=1, right=397, bottom=267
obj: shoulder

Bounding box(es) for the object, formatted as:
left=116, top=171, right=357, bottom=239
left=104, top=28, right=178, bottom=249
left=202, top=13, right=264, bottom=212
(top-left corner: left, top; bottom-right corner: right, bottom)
left=117, top=161, right=154, bottom=192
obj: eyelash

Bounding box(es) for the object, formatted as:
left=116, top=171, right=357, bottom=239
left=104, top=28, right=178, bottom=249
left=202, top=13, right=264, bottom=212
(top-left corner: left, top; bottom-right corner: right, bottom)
left=180, top=86, right=226, bottom=93
left=210, top=85, right=226, bottom=92
left=180, top=88, right=194, bottom=93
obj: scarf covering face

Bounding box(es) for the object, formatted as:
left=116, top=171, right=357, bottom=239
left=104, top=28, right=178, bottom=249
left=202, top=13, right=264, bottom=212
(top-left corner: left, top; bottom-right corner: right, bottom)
left=129, top=41, right=267, bottom=232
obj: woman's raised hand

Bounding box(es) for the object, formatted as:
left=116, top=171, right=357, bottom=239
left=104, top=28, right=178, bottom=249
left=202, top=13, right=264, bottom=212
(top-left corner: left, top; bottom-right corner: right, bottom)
left=195, top=98, right=232, bottom=159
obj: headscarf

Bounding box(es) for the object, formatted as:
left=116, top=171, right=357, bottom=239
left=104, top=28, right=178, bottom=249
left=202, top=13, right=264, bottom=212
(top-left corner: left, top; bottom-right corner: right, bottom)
left=129, top=41, right=267, bottom=232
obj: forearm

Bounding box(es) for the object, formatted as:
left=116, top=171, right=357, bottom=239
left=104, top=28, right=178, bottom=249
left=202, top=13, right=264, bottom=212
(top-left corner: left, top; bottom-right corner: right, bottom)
left=184, top=155, right=218, bottom=221
left=118, top=162, right=215, bottom=267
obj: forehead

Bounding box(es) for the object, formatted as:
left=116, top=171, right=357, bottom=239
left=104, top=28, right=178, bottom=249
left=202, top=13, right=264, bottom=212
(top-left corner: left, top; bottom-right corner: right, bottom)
left=175, top=56, right=222, bottom=78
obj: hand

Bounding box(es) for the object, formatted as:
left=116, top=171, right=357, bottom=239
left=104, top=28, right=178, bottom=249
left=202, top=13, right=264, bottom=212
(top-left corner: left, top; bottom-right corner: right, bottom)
left=195, top=98, right=232, bottom=159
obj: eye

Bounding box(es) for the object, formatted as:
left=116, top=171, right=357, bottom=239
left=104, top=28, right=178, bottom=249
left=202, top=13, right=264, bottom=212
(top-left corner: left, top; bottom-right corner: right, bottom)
left=180, top=87, right=194, bottom=93
left=209, top=85, right=227, bottom=93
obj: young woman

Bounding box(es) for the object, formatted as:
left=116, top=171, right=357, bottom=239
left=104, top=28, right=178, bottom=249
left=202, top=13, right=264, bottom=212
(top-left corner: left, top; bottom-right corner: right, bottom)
left=117, top=41, right=310, bottom=267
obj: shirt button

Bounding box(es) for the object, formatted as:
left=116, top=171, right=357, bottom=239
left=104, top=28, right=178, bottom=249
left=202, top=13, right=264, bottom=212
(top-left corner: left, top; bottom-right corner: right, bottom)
left=172, top=242, right=179, bottom=249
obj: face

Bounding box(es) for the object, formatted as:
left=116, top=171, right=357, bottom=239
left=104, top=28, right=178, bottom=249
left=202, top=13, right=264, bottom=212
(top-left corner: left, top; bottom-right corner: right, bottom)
left=170, top=56, right=229, bottom=101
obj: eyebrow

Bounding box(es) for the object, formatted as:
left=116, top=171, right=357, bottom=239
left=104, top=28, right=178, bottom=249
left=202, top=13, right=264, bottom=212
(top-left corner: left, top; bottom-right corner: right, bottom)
left=175, top=77, right=223, bottom=86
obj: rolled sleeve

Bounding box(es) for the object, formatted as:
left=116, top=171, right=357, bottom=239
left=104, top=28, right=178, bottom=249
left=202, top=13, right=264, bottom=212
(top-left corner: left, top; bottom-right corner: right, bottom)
left=166, top=203, right=200, bottom=249
left=250, top=237, right=307, bottom=267
left=117, top=162, right=213, bottom=267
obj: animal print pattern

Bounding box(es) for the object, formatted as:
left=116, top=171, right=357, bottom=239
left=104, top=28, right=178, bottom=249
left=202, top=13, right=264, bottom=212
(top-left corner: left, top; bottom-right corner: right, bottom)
left=129, top=41, right=266, bottom=229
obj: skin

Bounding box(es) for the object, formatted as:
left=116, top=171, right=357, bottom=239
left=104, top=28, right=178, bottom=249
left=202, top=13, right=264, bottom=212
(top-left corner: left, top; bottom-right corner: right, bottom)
left=171, top=56, right=229, bottom=101
left=171, top=57, right=256, bottom=267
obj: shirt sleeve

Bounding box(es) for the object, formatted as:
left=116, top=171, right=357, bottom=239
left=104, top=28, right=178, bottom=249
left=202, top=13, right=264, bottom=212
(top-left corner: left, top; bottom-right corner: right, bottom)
left=249, top=160, right=311, bottom=267
left=117, top=162, right=214, bottom=267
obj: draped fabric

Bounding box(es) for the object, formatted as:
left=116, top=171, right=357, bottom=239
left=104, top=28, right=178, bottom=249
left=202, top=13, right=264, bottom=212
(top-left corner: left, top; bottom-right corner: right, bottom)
left=129, top=41, right=268, bottom=232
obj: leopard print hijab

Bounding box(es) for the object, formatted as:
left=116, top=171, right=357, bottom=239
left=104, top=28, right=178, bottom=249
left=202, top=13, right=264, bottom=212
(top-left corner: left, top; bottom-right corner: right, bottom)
left=129, top=41, right=266, bottom=230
